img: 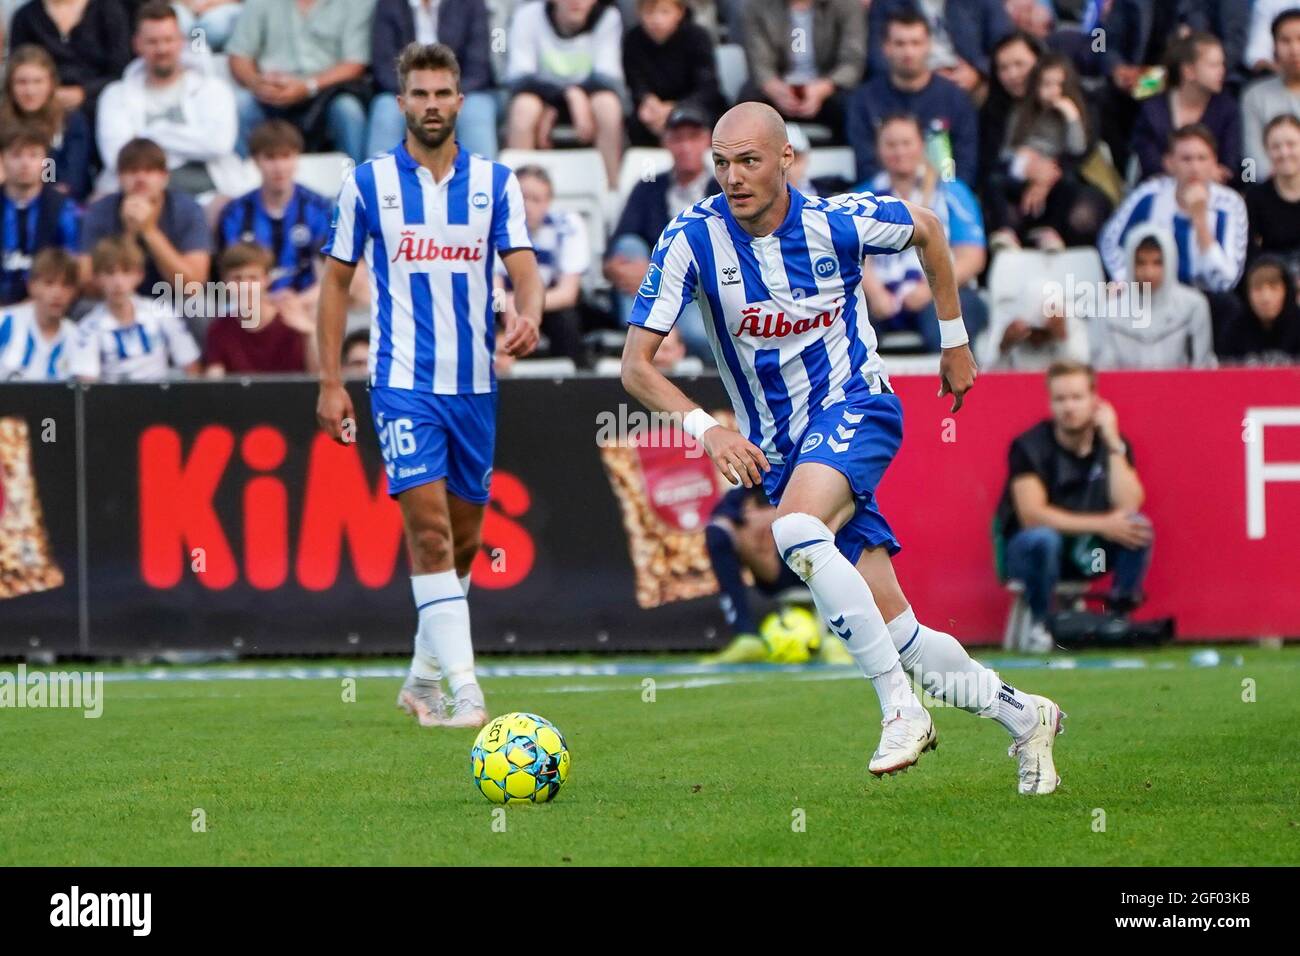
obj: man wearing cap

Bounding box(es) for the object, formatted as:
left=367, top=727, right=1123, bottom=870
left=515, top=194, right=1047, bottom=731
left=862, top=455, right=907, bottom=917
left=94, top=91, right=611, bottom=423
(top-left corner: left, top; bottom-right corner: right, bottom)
left=605, top=105, right=714, bottom=356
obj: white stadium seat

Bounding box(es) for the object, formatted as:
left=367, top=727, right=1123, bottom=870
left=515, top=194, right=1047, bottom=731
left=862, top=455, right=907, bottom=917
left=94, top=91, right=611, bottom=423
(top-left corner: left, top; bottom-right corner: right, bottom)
left=294, top=152, right=352, bottom=199
left=616, top=148, right=672, bottom=213
left=235, top=152, right=353, bottom=199
left=715, top=44, right=748, bottom=105
left=498, top=148, right=607, bottom=202
left=805, top=147, right=856, bottom=185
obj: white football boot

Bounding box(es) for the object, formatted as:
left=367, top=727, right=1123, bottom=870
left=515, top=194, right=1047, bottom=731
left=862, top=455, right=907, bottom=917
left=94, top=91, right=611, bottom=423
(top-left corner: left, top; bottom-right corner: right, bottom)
left=442, top=694, right=489, bottom=729
left=397, top=675, right=445, bottom=727
left=868, top=707, right=937, bottom=777
left=1010, top=694, right=1065, bottom=795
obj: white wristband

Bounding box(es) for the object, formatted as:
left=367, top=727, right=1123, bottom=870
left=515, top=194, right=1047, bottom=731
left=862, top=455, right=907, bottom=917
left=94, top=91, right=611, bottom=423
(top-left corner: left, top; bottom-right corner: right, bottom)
left=938, top=316, right=969, bottom=349
left=682, top=408, right=721, bottom=440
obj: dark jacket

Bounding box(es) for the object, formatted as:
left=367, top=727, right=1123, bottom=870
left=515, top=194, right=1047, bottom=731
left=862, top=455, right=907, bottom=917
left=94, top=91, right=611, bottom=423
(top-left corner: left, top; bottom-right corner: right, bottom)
left=50, top=109, right=93, bottom=202
left=608, top=174, right=675, bottom=253
left=847, top=72, right=980, bottom=184
left=622, top=13, right=723, bottom=119
left=1131, top=91, right=1242, bottom=182
left=743, top=0, right=867, bottom=91
left=867, top=0, right=1013, bottom=78
left=7, top=0, right=133, bottom=109
left=371, top=0, right=494, bottom=94
left=1096, top=0, right=1185, bottom=75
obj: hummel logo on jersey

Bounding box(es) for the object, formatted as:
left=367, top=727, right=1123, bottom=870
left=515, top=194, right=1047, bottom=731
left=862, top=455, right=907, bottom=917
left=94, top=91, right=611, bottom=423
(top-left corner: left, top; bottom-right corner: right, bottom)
left=721, top=266, right=739, bottom=285
left=736, top=302, right=844, bottom=338
left=383, top=193, right=398, bottom=209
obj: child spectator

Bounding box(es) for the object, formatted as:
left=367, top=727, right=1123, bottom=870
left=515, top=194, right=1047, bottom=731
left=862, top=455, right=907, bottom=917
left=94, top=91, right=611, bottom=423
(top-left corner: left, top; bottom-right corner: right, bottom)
left=1218, top=256, right=1300, bottom=364
left=340, top=327, right=369, bottom=378
left=204, top=241, right=314, bottom=375
left=0, top=248, right=79, bottom=380
left=493, top=165, right=589, bottom=364
left=0, top=45, right=93, bottom=199
left=1090, top=226, right=1216, bottom=370
left=505, top=0, right=626, bottom=188
left=990, top=52, right=1111, bottom=249
left=0, top=122, right=80, bottom=305
left=70, top=236, right=201, bottom=381
left=215, top=120, right=332, bottom=311
left=622, top=0, right=723, bottom=146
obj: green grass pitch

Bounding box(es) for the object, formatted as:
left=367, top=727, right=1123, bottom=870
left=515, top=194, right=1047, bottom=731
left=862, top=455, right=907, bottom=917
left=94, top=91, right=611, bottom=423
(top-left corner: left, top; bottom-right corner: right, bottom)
left=1, top=647, right=1296, bottom=866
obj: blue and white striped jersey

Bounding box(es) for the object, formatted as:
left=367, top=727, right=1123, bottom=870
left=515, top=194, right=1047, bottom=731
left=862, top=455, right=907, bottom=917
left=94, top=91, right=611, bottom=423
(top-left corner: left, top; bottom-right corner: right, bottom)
left=323, top=141, right=532, bottom=394
left=0, top=304, right=76, bottom=381
left=629, top=186, right=916, bottom=465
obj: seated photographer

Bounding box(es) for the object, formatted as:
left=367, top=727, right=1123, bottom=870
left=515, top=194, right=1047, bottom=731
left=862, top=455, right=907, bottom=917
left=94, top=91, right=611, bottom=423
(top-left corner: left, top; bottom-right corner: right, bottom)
left=995, top=361, right=1154, bottom=651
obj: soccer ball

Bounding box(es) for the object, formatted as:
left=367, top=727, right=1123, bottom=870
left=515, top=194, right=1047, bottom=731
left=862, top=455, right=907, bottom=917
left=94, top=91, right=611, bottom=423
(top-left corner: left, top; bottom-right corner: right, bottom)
left=470, top=712, right=570, bottom=804
left=760, top=606, right=823, bottom=663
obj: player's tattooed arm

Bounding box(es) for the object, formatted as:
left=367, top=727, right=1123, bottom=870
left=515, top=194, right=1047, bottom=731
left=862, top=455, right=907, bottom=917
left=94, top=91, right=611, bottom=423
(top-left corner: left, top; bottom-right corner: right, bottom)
left=315, top=255, right=357, bottom=444
left=621, top=327, right=770, bottom=488
left=906, top=202, right=978, bottom=413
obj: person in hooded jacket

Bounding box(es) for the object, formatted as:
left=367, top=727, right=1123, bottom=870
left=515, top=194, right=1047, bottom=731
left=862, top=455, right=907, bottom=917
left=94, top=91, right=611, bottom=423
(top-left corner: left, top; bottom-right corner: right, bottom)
left=1090, top=223, right=1216, bottom=371
left=1218, top=256, right=1300, bottom=364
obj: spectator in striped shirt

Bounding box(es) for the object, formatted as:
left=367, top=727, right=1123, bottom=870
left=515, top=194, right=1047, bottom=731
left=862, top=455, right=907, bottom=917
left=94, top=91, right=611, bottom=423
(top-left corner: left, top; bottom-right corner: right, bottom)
left=1100, top=124, right=1249, bottom=295
left=0, top=121, right=80, bottom=306
left=493, top=165, right=590, bottom=364
left=0, top=248, right=80, bottom=381
left=70, top=237, right=201, bottom=382
left=215, top=120, right=332, bottom=318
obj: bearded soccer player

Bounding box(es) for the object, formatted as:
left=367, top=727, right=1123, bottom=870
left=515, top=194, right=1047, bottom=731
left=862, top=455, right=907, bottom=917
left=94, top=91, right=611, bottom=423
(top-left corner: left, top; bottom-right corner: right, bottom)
left=621, top=103, right=1064, bottom=793
left=316, top=43, right=543, bottom=729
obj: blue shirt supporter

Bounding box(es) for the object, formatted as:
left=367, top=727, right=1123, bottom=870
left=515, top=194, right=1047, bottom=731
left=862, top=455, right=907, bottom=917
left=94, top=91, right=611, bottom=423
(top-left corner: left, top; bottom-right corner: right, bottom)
left=0, top=185, right=80, bottom=305
left=217, top=184, right=332, bottom=293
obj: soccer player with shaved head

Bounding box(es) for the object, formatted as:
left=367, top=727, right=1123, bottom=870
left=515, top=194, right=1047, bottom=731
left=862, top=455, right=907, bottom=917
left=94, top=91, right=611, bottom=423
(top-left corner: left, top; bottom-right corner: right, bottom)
left=621, top=102, right=1065, bottom=793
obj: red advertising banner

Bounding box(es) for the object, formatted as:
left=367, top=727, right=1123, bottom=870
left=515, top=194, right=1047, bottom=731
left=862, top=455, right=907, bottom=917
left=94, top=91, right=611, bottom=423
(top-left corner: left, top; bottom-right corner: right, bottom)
left=882, top=367, right=1300, bottom=642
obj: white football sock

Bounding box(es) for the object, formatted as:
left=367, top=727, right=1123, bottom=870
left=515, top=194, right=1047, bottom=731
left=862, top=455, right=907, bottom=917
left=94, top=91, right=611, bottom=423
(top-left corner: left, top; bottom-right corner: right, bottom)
left=459, top=572, right=472, bottom=596
left=412, top=571, right=480, bottom=702
left=886, top=606, right=1037, bottom=739
left=772, top=512, right=920, bottom=716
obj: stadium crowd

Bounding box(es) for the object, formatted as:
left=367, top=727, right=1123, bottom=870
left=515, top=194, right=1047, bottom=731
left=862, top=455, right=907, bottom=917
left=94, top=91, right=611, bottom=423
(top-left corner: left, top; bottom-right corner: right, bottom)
left=0, top=0, right=1299, bottom=382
